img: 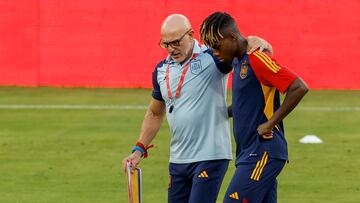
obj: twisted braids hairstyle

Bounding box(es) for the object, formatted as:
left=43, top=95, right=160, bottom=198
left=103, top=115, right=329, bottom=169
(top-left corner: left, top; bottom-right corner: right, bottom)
left=200, top=12, right=238, bottom=47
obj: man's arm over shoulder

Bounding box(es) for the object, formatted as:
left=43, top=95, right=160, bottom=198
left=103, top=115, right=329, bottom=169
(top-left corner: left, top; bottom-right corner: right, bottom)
left=204, top=35, right=273, bottom=74
left=204, top=49, right=232, bottom=74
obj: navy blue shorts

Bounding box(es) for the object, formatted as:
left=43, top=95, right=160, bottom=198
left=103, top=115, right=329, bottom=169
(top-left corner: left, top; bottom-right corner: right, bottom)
left=168, top=159, right=229, bottom=203
left=224, top=152, right=285, bottom=203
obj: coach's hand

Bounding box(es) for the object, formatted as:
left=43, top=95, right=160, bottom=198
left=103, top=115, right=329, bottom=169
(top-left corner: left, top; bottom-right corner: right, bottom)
left=257, top=122, right=274, bottom=140
left=247, top=35, right=273, bottom=54
left=122, top=151, right=142, bottom=172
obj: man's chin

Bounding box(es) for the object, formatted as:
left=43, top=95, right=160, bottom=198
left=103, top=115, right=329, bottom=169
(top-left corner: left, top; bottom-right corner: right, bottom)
left=172, top=56, right=184, bottom=63
left=220, top=58, right=231, bottom=63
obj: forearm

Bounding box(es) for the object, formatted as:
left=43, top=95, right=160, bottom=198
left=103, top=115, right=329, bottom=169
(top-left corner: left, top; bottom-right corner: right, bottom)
left=227, top=105, right=233, bottom=118
left=122, top=99, right=165, bottom=170
left=137, top=108, right=165, bottom=146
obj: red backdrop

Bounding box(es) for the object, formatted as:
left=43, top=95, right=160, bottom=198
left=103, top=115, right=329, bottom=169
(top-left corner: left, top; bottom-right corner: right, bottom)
left=1, top=0, right=359, bottom=89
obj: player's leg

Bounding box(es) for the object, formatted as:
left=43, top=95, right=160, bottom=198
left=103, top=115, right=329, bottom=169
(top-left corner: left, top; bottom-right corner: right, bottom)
left=168, top=163, right=192, bottom=203
left=188, top=159, right=229, bottom=203
left=261, top=179, right=277, bottom=203
left=223, top=152, right=285, bottom=203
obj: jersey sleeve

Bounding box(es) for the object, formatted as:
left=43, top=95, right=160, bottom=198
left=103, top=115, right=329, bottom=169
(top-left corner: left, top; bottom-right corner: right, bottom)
left=152, top=62, right=164, bottom=101
left=204, top=49, right=232, bottom=74
left=248, top=51, right=298, bottom=94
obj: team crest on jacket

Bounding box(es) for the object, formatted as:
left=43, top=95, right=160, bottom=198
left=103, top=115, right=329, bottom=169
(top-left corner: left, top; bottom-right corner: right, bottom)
left=240, top=60, right=248, bottom=79
left=190, top=60, right=202, bottom=75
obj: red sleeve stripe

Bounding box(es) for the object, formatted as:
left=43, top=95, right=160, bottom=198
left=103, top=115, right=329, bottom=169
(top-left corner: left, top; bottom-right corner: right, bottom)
left=253, top=52, right=281, bottom=73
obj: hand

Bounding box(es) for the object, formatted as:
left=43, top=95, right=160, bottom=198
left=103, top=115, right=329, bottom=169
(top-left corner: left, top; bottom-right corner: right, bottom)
left=227, top=105, right=233, bottom=118
left=257, top=122, right=274, bottom=140
left=122, top=151, right=142, bottom=173
left=247, top=36, right=273, bottom=54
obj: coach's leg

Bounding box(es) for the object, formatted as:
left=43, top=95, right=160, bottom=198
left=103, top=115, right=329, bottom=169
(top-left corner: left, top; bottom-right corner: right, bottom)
left=188, top=160, right=229, bottom=203
left=168, top=163, right=192, bottom=203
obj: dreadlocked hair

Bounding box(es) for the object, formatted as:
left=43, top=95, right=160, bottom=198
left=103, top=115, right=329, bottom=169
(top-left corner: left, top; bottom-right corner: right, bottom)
left=200, top=12, right=236, bottom=47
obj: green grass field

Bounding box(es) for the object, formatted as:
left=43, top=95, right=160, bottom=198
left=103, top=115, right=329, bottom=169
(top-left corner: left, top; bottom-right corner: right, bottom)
left=0, top=87, right=359, bottom=203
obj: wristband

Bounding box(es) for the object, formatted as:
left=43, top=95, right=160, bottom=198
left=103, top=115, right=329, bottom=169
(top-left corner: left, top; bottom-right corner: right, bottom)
left=132, top=141, right=154, bottom=158
left=131, top=146, right=145, bottom=157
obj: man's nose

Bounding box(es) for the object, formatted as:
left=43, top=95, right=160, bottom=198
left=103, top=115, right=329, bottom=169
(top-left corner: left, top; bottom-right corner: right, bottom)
left=166, top=45, right=175, bottom=53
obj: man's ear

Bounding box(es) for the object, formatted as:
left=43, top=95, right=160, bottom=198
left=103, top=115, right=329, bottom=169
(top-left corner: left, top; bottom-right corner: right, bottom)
left=188, top=30, right=195, bottom=37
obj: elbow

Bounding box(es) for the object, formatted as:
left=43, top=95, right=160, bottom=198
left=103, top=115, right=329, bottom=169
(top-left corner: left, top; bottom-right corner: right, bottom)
left=294, top=77, right=309, bottom=96
left=300, top=80, right=309, bottom=96
left=227, top=105, right=233, bottom=118
left=300, top=83, right=309, bottom=96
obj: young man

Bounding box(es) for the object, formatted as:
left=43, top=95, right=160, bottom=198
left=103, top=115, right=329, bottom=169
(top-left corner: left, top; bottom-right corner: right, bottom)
left=200, top=12, right=309, bottom=203
left=122, top=14, right=271, bottom=203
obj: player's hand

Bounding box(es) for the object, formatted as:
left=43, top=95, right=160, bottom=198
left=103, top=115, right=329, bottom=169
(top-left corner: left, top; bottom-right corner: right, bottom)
left=122, top=151, right=142, bottom=173
left=247, top=36, right=273, bottom=54
left=257, top=122, right=274, bottom=140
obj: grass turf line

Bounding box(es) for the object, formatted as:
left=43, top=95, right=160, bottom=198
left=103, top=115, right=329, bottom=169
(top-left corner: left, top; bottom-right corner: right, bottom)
left=0, top=87, right=359, bottom=203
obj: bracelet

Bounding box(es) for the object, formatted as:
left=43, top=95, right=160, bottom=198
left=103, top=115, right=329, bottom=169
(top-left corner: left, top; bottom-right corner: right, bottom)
left=131, top=146, right=145, bottom=157
left=131, top=141, right=154, bottom=158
